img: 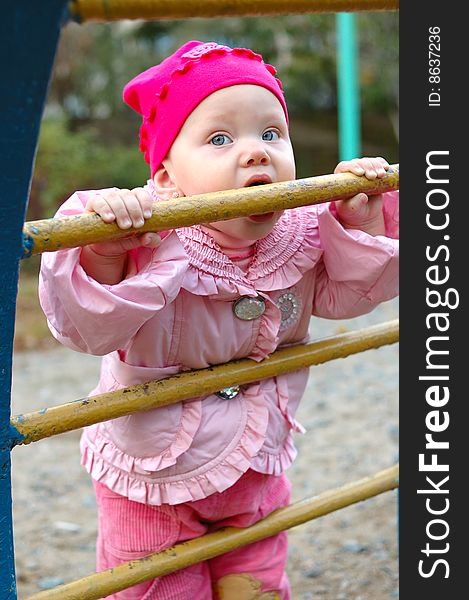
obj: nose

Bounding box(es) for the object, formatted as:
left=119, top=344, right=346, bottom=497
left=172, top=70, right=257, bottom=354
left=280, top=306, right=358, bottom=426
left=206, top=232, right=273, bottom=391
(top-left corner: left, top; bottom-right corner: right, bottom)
left=240, top=140, right=271, bottom=167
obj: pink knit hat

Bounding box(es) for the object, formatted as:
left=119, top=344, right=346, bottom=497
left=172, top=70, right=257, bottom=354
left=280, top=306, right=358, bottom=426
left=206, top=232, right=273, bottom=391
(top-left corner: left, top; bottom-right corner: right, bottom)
left=123, top=41, right=288, bottom=176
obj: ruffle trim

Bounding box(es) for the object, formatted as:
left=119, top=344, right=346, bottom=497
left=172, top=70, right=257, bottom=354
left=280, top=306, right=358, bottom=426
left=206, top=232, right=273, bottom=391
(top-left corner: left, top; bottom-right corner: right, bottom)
left=249, top=207, right=321, bottom=284
left=251, top=218, right=323, bottom=291
left=248, top=295, right=280, bottom=361
left=179, top=226, right=250, bottom=285
left=251, top=434, right=298, bottom=477
left=176, top=207, right=323, bottom=295
left=182, top=265, right=255, bottom=298
left=276, top=375, right=307, bottom=434
left=82, top=400, right=202, bottom=476
left=81, top=389, right=269, bottom=506
left=145, top=179, right=323, bottom=295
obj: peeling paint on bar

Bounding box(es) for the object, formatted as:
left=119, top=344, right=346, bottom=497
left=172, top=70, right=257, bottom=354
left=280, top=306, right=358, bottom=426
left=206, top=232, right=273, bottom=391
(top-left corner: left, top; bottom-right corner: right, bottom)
left=22, top=166, right=399, bottom=257
left=8, top=425, right=27, bottom=448
left=25, top=464, right=399, bottom=600
left=11, top=320, right=398, bottom=445
left=68, top=0, right=400, bottom=23
left=21, top=233, right=35, bottom=259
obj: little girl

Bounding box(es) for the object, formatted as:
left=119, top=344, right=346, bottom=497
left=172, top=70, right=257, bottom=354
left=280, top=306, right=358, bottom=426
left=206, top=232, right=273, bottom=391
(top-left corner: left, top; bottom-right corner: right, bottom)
left=39, top=41, right=399, bottom=600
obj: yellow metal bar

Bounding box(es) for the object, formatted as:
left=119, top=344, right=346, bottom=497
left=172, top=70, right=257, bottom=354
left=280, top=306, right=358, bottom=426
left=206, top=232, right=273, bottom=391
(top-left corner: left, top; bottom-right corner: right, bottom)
left=69, top=0, right=400, bottom=22
left=23, top=166, right=399, bottom=256
left=12, top=320, right=398, bottom=445
left=26, top=463, right=398, bottom=600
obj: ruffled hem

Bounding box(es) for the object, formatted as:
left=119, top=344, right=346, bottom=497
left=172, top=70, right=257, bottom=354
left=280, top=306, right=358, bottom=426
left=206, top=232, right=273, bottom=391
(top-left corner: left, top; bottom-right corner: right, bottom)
left=81, top=387, right=269, bottom=506
left=83, top=400, right=202, bottom=476
left=250, top=434, right=298, bottom=476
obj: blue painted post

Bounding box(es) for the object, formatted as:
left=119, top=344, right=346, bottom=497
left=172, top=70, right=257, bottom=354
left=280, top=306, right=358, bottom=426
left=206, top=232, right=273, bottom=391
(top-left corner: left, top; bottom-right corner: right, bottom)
left=0, top=2, right=68, bottom=598
left=336, top=12, right=361, bottom=160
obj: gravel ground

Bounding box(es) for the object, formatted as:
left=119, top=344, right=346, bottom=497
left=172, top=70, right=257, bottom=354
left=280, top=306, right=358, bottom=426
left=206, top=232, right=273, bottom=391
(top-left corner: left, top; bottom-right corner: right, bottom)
left=11, top=298, right=398, bottom=599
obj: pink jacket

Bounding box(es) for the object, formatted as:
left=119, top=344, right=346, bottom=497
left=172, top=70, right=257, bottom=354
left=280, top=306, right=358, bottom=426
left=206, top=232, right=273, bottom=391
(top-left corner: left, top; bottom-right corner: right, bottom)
left=39, top=187, right=399, bottom=506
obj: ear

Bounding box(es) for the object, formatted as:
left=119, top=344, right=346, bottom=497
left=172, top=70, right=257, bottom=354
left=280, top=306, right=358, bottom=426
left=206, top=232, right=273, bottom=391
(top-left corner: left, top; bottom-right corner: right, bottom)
left=153, top=161, right=181, bottom=200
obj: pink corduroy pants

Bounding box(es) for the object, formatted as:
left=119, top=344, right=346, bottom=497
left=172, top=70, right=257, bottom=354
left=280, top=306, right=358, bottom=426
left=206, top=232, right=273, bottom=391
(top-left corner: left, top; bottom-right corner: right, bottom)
left=93, top=469, right=292, bottom=599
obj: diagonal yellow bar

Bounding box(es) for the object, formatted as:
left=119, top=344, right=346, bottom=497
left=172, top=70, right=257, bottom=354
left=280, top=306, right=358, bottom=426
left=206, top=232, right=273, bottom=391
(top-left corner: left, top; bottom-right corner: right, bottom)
left=23, top=166, right=399, bottom=256
left=69, top=0, right=399, bottom=22
left=25, top=463, right=399, bottom=600
left=11, top=320, right=398, bottom=445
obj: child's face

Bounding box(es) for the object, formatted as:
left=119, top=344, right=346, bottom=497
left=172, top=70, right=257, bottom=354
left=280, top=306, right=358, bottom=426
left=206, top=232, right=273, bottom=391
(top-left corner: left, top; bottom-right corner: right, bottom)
left=161, top=85, right=296, bottom=245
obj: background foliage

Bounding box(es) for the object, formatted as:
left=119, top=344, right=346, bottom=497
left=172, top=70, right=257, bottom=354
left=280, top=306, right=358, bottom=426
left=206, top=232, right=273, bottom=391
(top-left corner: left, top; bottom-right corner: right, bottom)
left=30, top=13, right=398, bottom=220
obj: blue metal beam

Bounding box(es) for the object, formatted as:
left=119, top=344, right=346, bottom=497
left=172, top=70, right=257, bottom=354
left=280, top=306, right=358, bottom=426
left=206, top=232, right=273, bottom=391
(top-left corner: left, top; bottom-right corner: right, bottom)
left=0, top=2, right=68, bottom=597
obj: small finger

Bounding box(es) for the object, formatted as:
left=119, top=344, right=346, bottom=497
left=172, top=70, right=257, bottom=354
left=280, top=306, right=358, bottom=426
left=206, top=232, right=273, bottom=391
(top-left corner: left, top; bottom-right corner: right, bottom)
left=346, top=193, right=368, bottom=211
left=372, top=157, right=390, bottom=177
left=336, top=159, right=368, bottom=176
left=350, top=161, right=365, bottom=176
left=139, top=232, right=161, bottom=247
left=356, top=158, right=378, bottom=179
left=364, top=157, right=390, bottom=179
left=86, top=195, right=116, bottom=223
left=117, top=234, right=144, bottom=252
left=134, top=187, right=154, bottom=220
left=106, top=191, right=133, bottom=229
left=334, top=160, right=361, bottom=175
left=121, top=190, right=146, bottom=228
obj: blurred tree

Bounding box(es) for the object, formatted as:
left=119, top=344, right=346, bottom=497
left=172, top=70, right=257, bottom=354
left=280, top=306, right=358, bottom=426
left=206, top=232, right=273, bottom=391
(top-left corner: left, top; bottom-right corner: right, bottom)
left=46, top=13, right=398, bottom=124
left=33, top=12, right=398, bottom=217
left=29, top=119, right=149, bottom=220
left=46, top=21, right=176, bottom=130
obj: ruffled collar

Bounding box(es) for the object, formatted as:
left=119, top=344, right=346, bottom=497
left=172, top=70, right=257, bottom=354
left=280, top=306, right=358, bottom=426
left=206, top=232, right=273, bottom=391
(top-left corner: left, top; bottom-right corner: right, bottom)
left=145, top=179, right=323, bottom=293
left=177, top=208, right=323, bottom=292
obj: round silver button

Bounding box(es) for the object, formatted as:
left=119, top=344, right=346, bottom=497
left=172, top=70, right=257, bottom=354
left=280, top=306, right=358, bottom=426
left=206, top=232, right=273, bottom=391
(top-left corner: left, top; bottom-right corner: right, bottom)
left=233, top=296, right=266, bottom=321
left=216, top=386, right=240, bottom=400
left=277, top=291, right=301, bottom=330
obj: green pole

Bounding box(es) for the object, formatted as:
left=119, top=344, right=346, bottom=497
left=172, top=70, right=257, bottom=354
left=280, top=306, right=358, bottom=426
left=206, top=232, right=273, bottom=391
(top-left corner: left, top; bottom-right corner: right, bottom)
left=336, top=12, right=361, bottom=160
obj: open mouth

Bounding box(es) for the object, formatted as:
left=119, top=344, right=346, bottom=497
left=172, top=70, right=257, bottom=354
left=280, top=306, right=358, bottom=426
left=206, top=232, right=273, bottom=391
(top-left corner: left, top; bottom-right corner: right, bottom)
left=244, top=177, right=274, bottom=221
left=248, top=212, right=275, bottom=222
left=244, top=174, right=272, bottom=188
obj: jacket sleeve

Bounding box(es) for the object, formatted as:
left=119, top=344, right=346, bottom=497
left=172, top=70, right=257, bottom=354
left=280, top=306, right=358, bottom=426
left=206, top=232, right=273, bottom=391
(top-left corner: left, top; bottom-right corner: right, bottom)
left=311, top=191, right=399, bottom=319
left=38, top=190, right=189, bottom=355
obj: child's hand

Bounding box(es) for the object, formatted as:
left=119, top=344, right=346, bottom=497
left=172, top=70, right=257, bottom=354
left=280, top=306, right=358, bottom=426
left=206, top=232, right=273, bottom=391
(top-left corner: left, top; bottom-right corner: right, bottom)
left=80, top=187, right=161, bottom=285
left=334, top=157, right=389, bottom=236
left=84, top=187, right=161, bottom=257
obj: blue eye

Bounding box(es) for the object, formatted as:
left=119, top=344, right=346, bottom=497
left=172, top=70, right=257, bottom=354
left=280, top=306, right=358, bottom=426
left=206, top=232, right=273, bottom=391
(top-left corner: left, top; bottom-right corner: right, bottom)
left=262, top=130, right=279, bottom=141
left=210, top=134, right=232, bottom=146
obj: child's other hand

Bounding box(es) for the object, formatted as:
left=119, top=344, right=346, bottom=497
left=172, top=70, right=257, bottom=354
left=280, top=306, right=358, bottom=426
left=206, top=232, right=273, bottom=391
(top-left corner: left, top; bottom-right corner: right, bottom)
left=85, top=187, right=161, bottom=257
left=335, top=156, right=389, bottom=180
left=334, top=157, right=389, bottom=236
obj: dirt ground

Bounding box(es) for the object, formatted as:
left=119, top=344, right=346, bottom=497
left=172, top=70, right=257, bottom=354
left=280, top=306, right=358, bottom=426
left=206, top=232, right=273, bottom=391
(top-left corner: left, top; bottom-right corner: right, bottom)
left=10, top=299, right=398, bottom=599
